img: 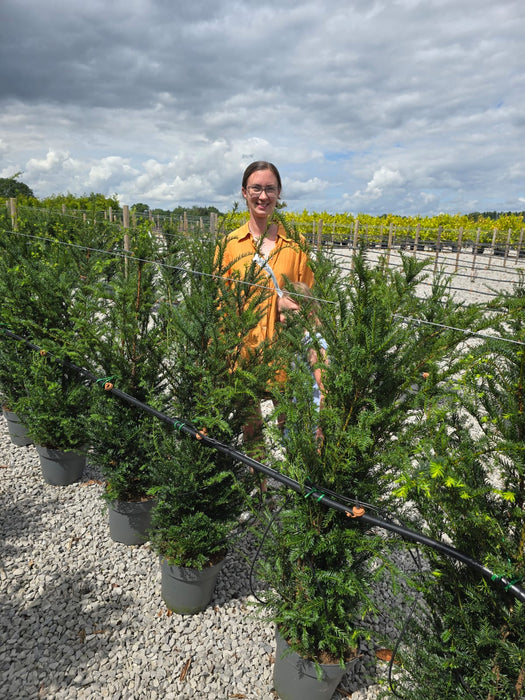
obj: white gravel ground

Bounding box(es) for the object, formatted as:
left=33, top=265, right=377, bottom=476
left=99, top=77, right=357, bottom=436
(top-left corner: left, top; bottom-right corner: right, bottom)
left=0, top=418, right=385, bottom=700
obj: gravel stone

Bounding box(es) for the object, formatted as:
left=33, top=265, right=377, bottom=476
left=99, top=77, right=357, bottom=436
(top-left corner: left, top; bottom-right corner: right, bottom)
left=0, top=411, right=407, bottom=699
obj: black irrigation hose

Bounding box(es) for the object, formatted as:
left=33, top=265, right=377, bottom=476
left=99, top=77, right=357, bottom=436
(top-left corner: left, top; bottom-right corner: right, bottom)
left=2, top=327, right=525, bottom=605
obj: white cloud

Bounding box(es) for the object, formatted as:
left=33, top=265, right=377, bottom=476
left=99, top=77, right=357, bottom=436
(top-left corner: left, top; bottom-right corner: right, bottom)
left=86, top=157, right=138, bottom=190
left=285, top=177, right=330, bottom=199
left=354, top=167, right=405, bottom=201
left=26, top=150, right=72, bottom=173
left=0, top=0, right=523, bottom=215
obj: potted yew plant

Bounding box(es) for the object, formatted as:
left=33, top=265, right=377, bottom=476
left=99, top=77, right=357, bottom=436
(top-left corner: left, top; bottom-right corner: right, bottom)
left=388, top=277, right=525, bottom=699
left=85, top=221, right=175, bottom=545
left=0, top=205, right=38, bottom=445
left=0, top=331, right=33, bottom=446
left=14, top=350, right=91, bottom=484
left=0, top=203, right=102, bottom=476
left=253, top=249, right=480, bottom=699
left=88, top=395, right=170, bottom=545
left=148, top=229, right=275, bottom=613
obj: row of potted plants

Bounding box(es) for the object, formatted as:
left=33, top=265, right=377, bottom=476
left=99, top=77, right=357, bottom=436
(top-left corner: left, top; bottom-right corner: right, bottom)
left=2, top=203, right=525, bottom=698
left=0, top=207, right=305, bottom=692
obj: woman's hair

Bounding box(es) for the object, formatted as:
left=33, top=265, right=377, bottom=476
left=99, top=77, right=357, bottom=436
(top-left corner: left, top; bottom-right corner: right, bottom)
left=241, top=161, right=282, bottom=191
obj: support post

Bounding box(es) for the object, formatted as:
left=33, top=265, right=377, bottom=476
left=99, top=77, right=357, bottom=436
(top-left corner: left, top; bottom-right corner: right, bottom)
left=122, top=205, right=130, bottom=278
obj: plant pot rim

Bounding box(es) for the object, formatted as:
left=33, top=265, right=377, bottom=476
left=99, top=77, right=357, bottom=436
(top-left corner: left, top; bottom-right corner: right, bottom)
left=105, top=490, right=156, bottom=504
left=2, top=405, right=29, bottom=416
left=275, top=626, right=359, bottom=668
left=159, top=551, right=227, bottom=572
left=102, top=480, right=157, bottom=503
left=35, top=442, right=89, bottom=454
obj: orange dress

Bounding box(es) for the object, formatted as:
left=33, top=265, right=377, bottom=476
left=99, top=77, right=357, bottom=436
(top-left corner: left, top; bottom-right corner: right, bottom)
left=220, top=221, right=314, bottom=350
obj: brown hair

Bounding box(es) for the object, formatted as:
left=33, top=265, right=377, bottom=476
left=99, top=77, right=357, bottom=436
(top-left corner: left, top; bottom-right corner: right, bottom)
left=241, top=161, right=282, bottom=192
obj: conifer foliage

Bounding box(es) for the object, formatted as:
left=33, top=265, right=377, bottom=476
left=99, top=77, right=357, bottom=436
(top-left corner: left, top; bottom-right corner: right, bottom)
left=148, top=232, right=276, bottom=568
left=253, top=249, right=475, bottom=665
left=388, top=276, right=525, bottom=698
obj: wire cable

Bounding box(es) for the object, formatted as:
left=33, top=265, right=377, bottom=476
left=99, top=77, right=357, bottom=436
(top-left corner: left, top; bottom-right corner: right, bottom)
left=2, top=227, right=334, bottom=306
left=3, top=226, right=525, bottom=346
left=393, top=314, right=525, bottom=347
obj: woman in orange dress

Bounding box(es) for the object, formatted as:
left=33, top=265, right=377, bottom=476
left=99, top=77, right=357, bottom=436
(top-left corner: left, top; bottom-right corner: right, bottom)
left=221, top=161, right=314, bottom=349
left=219, top=161, right=314, bottom=461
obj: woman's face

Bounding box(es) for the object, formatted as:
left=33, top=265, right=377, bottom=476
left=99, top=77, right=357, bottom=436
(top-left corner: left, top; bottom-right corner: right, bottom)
left=242, top=168, right=280, bottom=221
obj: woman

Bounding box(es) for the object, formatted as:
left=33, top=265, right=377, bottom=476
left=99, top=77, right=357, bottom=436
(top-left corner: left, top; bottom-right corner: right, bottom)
left=221, top=161, right=314, bottom=350
left=220, top=161, right=315, bottom=461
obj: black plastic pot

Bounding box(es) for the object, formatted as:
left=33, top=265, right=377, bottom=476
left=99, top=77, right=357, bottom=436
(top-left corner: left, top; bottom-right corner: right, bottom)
left=2, top=408, right=32, bottom=447
left=107, top=498, right=156, bottom=545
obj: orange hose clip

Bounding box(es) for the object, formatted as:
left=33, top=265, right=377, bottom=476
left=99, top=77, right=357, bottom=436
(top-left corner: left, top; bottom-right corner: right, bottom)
left=346, top=506, right=366, bottom=518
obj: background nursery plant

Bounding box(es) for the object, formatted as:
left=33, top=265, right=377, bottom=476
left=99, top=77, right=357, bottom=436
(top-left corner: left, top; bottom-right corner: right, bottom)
left=14, top=349, right=91, bottom=452
left=0, top=207, right=112, bottom=451
left=0, top=208, right=33, bottom=412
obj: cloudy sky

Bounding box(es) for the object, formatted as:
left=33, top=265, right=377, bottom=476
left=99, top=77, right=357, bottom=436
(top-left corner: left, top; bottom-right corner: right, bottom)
left=0, top=0, right=523, bottom=216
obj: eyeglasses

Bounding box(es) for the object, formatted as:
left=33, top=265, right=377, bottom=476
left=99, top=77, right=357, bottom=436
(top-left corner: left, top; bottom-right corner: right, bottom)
left=246, top=184, right=279, bottom=198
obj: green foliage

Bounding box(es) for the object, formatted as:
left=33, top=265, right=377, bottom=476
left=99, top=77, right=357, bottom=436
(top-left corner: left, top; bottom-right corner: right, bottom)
left=220, top=206, right=525, bottom=246
left=83, top=225, right=167, bottom=390
left=391, top=579, right=525, bottom=700
left=0, top=206, right=104, bottom=448
left=149, top=232, right=275, bottom=568
left=0, top=334, right=31, bottom=409
left=254, top=248, right=491, bottom=667
left=0, top=204, right=117, bottom=347
left=150, top=436, right=245, bottom=569
left=255, top=497, right=379, bottom=664
left=390, top=451, right=525, bottom=697
left=85, top=225, right=174, bottom=501
left=0, top=211, right=34, bottom=405
left=161, top=230, right=275, bottom=433
left=0, top=174, right=34, bottom=199
left=39, top=191, right=121, bottom=214
left=3, top=200, right=525, bottom=690
left=388, top=277, right=525, bottom=699
left=89, top=397, right=169, bottom=502
left=14, top=351, right=90, bottom=450
left=254, top=250, right=426, bottom=662
left=169, top=204, right=221, bottom=218
left=278, top=250, right=476, bottom=506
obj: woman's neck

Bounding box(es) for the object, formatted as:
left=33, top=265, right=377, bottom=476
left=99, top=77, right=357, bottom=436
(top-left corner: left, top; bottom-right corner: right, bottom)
left=248, top=218, right=277, bottom=241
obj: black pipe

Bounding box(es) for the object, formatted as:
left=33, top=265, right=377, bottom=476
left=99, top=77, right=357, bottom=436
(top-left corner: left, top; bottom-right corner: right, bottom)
left=2, top=327, right=524, bottom=604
